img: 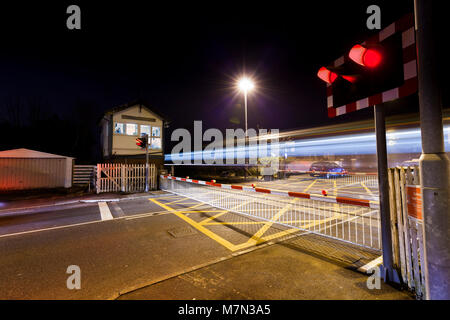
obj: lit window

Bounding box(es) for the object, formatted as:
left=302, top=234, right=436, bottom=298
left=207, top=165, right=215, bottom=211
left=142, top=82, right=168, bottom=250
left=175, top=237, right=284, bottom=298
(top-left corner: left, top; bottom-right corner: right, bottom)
left=114, top=123, right=124, bottom=134
left=125, top=123, right=138, bottom=135
left=140, top=125, right=151, bottom=137
left=150, top=137, right=162, bottom=149
left=152, top=126, right=161, bottom=137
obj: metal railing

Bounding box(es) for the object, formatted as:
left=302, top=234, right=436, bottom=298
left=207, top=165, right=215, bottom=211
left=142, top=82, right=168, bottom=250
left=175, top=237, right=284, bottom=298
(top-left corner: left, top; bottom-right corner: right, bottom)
left=160, top=176, right=381, bottom=251
left=281, top=170, right=379, bottom=189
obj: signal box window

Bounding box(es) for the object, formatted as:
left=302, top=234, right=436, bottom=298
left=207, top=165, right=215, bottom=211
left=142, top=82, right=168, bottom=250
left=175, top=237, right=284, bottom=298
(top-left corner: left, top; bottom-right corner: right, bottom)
left=125, top=123, right=138, bottom=136
left=150, top=137, right=162, bottom=150
left=152, top=126, right=161, bottom=137
left=140, top=125, right=151, bottom=137
left=114, top=122, right=124, bottom=134
left=149, top=126, right=161, bottom=149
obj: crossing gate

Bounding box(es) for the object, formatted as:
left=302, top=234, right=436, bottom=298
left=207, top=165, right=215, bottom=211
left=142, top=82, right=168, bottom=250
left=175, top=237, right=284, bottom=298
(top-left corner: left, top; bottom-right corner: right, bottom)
left=160, top=175, right=382, bottom=251
left=388, top=166, right=426, bottom=299
left=96, top=163, right=156, bottom=193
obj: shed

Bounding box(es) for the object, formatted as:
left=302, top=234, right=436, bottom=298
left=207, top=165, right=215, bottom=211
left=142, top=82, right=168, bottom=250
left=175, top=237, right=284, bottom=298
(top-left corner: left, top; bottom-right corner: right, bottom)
left=0, top=148, right=74, bottom=191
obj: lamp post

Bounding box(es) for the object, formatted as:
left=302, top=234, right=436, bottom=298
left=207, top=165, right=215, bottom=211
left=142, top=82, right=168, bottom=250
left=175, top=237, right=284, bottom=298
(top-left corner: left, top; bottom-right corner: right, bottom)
left=238, top=77, right=254, bottom=179
left=238, top=78, right=254, bottom=133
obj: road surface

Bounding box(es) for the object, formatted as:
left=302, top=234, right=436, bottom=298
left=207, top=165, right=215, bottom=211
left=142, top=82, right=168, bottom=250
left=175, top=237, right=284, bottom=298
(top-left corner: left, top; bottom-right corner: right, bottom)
left=0, top=192, right=410, bottom=300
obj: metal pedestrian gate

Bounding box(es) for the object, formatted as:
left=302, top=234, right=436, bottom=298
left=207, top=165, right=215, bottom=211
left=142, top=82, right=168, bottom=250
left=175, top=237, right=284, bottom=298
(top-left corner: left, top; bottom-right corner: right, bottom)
left=96, top=163, right=156, bottom=193
left=388, top=166, right=426, bottom=299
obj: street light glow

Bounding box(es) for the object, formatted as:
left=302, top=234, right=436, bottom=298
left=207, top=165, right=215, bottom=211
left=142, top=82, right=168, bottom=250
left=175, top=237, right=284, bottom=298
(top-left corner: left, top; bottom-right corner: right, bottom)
left=238, top=78, right=254, bottom=92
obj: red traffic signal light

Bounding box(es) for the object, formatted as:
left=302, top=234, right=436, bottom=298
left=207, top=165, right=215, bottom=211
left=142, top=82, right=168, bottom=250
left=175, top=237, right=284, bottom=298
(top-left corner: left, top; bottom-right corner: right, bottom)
left=136, top=137, right=147, bottom=149
left=318, top=67, right=358, bottom=84
left=317, top=67, right=338, bottom=84
left=349, top=44, right=382, bottom=68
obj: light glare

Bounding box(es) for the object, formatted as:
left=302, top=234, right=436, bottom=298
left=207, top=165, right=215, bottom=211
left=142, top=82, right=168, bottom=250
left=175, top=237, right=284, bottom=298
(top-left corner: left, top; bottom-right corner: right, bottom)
left=238, top=78, right=254, bottom=92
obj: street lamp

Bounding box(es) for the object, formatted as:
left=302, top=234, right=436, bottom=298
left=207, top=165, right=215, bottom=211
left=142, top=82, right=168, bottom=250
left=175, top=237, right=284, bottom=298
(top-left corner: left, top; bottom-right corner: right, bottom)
left=238, top=77, right=254, bottom=179
left=238, top=77, right=254, bottom=134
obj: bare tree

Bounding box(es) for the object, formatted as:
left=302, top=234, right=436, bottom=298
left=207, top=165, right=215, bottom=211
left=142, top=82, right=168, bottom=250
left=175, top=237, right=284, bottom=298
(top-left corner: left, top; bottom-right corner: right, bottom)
left=2, top=96, right=25, bottom=127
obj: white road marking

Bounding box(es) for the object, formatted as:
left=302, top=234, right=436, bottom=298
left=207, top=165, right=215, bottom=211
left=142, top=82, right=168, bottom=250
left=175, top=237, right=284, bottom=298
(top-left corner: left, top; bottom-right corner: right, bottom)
left=0, top=219, right=113, bottom=239
left=98, top=202, right=114, bottom=221
left=357, top=255, right=383, bottom=273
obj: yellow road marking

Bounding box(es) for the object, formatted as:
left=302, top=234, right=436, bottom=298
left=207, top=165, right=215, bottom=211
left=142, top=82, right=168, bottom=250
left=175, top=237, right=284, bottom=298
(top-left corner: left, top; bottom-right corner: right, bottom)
left=303, top=179, right=317, bottom=192
left=165, top=197, right=200, bottom=205
left=245, top=199, right=298, bottom=245
left=183, top=210, right=226, bottom=214
left=361, top=181, right=373, bottom=196
left=204, top=219, right=320, bottom=226
left=198, top=199, right=253, bottom=225
left=300, top=213, right=342, bottom=229
left=205, top=221, right=266, bottom=226
left=198, top=211, right=228, bottom=225
left=150, top=198, right=237, bottom=251
left=157, top=194, right=181, bottom=198
left=181, top=202, right=209, bottom=210
left=255, top=228, right=301, bottom=242
left=149, top=196, right=342, bottom=252
left=124, top=209, right=228, bottom=221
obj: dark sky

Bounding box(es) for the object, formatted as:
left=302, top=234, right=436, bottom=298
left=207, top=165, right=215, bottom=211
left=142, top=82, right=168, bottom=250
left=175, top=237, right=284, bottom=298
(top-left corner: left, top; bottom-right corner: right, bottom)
left=0, top=0, right=428, bottom=138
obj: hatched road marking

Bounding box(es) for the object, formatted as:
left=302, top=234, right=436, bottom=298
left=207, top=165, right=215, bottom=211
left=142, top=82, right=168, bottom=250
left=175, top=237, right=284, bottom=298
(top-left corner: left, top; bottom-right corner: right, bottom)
left=150, top=195, right=338, bottom=252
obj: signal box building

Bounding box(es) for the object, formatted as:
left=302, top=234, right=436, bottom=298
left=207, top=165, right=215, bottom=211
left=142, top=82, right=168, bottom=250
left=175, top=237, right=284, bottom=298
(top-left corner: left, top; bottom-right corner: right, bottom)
left=99, top=100, right=167, bottom=166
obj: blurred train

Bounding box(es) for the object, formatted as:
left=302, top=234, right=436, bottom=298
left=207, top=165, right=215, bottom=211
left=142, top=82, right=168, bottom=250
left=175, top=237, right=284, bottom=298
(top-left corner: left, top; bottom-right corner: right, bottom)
left=165, top=110, right=450, bottom=177
left=279, top=110, right=450, bottom=173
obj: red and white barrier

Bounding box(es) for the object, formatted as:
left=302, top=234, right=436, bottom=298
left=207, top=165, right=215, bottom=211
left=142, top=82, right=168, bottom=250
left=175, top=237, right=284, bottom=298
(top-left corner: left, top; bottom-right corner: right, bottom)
left=161, top=175, right=379, bottom=209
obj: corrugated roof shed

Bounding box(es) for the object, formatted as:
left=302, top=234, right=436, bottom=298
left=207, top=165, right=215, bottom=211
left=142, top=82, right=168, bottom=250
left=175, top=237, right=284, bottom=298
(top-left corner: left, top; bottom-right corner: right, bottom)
left=0, top=148, right=73, bottom=159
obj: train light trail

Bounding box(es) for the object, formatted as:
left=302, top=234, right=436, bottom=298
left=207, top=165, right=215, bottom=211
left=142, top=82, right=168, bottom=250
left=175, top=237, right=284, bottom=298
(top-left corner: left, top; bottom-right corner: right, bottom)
left=165, top=125, right=450, bottom=163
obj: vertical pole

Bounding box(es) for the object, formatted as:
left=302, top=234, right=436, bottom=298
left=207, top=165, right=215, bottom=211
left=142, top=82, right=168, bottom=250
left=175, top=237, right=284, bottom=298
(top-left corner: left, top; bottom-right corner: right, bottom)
left=244, top=91, right=248, bottom=180
left=374, top=104, right=398, bottom=283
left=121, top=164, right=125, bottom=192
left=415, top=0, right=450, bottom=300
left=145, top=134, right=149, bottom=192
left=96, top=163, right=101, bottom=194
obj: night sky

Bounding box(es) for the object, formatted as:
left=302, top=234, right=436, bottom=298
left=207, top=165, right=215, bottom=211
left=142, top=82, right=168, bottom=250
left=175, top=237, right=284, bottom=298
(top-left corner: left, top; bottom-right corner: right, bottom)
left=1, top=1, right=446, bottom=161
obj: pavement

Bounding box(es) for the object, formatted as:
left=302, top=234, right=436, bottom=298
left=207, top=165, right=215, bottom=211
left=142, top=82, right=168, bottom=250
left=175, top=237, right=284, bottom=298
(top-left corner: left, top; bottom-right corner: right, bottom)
left=0, top=191, right=413, bottom=300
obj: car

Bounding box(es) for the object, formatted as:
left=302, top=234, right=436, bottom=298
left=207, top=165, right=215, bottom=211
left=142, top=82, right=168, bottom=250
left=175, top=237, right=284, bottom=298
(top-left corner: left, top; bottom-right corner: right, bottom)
left=309, top=161, right=348, bottom=178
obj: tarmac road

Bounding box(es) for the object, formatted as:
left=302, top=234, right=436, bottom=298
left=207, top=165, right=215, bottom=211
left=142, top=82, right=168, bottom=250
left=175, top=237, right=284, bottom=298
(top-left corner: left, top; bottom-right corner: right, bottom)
left=0, top=192, right=411, bottom=300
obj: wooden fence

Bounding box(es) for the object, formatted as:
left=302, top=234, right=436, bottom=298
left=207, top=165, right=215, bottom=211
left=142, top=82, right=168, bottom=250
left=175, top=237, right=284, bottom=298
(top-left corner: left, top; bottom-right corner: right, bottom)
left=388, top=166, right=426, bottom=299
left=96, top=163, right=156, bottom=193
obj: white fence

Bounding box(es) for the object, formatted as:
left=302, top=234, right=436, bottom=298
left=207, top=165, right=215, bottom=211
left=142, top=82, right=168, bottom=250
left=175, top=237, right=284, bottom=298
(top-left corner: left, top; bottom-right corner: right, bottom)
left=96, top=163, right=156, bottom=193
left=388, top=166, right=426, bottom=299
left=161, top=176, right=382, bottom=251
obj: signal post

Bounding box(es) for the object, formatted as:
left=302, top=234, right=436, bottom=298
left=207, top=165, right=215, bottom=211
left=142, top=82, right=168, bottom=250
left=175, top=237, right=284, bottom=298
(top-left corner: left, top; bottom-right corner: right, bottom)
left=136, top=134, right=150, bottom=192
left=317, top=13, right=418, bottom=284
left=415, top=0, right=450, bottom=300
